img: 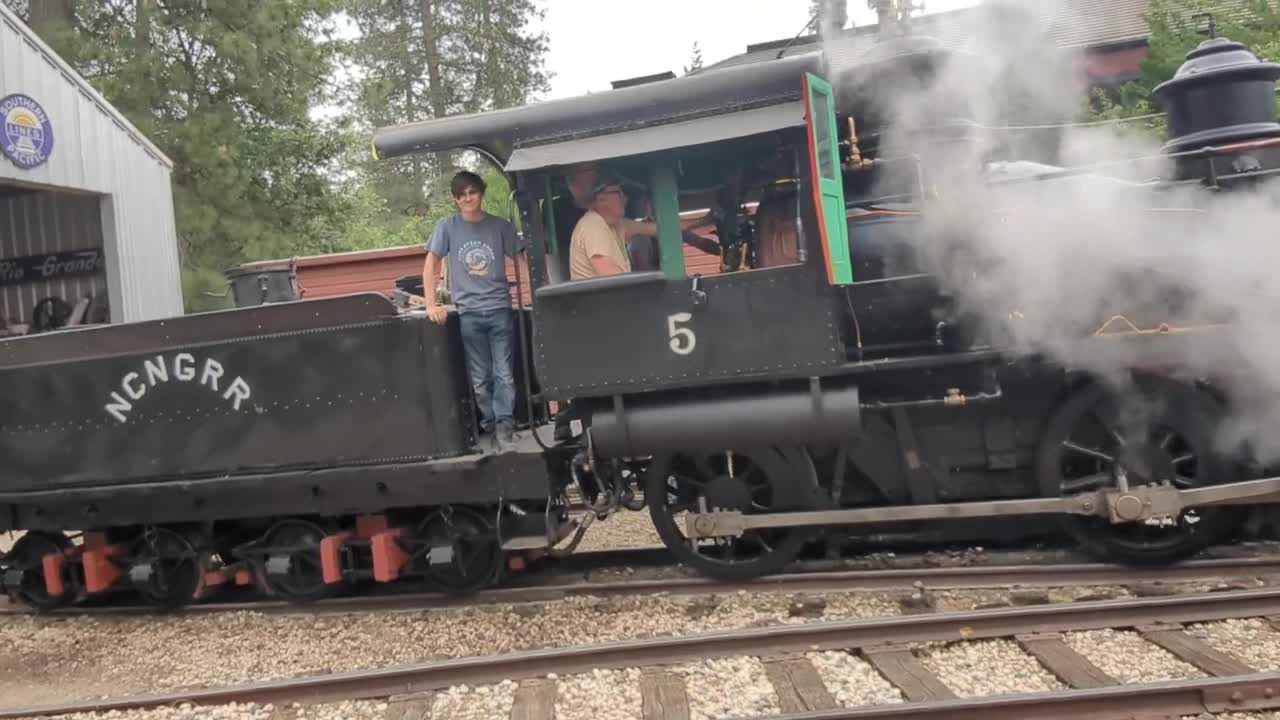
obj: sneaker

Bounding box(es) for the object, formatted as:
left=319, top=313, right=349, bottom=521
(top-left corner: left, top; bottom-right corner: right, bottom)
left=496, top=421, right=516, bottom=449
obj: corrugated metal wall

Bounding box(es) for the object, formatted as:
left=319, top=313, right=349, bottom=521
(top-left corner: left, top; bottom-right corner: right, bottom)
left=0, top=5, right=182, bottom=322
left=0, top=190, right=107, bottom=326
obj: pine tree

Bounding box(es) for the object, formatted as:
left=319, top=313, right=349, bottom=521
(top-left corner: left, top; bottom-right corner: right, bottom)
left=345, top=0, right=550, bottom=226
left=25, top=0, right=75, bottom=47
left=683, top=41, right=704, bottom=75
left=16, top=0, right=352, bottom=311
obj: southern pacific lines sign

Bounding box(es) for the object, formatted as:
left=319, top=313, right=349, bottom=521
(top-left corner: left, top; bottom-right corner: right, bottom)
left=105, top=353, right=252, bottom=423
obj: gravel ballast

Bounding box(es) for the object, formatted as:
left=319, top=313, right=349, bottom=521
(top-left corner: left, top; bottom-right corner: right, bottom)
left=573, top=510, right=662, bottom=552
left=426, top=680, right=517, bottom=719
left=918, top=638, right=1066, bottom=697
left=0, top=589, right=905, bottom=705
left=7, top=580, right=1280, bottom=714
left=1185, top=618, right=1280, bottom=672
left=808, top=650, right=905, bottom=706
left=553, top=668, right=643, bottom=720
left=669, top=656, right=780, bottom=720
left=1064, top=628, right=1206, bottom=683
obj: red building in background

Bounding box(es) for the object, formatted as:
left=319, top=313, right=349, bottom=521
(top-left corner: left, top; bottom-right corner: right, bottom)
left=231, top=224, right=722, bottom=307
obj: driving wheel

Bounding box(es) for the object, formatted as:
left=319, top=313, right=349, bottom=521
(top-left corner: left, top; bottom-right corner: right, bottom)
left=647, top=445, right=813, bottom=581
left=1036, top=375, right=1236, bottom=565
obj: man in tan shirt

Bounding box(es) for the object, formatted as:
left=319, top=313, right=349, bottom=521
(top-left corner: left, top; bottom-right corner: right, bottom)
left=569, top=174, right=714, bottom=279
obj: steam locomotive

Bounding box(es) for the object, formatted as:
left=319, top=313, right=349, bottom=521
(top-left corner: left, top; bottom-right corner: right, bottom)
left=6, top=20, right=1280, bottom=611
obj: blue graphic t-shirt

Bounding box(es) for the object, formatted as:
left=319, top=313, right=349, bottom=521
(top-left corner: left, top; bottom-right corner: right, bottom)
left=426, top=213, right=521, bottom=313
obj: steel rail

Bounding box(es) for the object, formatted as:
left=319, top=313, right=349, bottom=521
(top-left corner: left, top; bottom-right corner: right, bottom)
left=729, top=672, right=1280, bottom=720
left=4, top=554, right=1280, bottom=617
left=6, top=587, right=1280, bottom=718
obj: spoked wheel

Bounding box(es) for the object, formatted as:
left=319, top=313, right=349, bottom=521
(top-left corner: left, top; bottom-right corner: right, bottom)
left=258, top=519, right=336, bottom=602
left=647, top=446, right=812, bottom=581
left=1037, top=376, right=1236, bottom=565
left=4, top=531, right=75, bottom=611
left=130, top=528, right=205, bottom=610
left=417, top=506, right=503, bottom=594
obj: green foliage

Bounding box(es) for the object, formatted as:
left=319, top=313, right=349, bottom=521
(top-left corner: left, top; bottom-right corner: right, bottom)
left=344, top=0, right=550, bottom=225
left=1084, top=0, right=1280, bottom=138
left=20, top=0, right=352, bottom=312
left=12, top=0, right=549, bottom=313
left=302, top=159, right=517, bottom=259
left=314, top=183, right=434, bottom=254
left=1141, top=0, right=1280, bottom=88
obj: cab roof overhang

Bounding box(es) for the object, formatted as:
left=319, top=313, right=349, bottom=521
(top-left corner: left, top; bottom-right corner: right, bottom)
left=503, top=101, right=806, bottom=172
left=371, top=51, right=824, bottom=167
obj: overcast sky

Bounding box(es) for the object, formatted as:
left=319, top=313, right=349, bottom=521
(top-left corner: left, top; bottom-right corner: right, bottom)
left=540, top=0, right=982, bottom=100
left=320, top=1, right=984, bottom=120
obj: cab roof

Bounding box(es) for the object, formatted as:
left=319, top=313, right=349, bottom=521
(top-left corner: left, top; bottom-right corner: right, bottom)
left=371, top=51, right=825, bottom=170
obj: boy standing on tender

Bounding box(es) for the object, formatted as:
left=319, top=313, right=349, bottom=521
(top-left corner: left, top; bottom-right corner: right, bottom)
left=422, top=171, right=521, bottom=448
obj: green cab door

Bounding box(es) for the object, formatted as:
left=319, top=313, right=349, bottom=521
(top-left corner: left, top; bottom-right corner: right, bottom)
left=803, top=72, right=853, bottom=285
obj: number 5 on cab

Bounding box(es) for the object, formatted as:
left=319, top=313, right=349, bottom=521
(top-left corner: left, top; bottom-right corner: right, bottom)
left=667, top=312, right=696, bottom=356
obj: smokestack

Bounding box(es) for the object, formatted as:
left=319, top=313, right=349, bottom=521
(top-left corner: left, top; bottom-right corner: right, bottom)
left=870, top=0, right=899, bottom=38
left=817, top=0, right=849, bottom=37
left=869, top=0, right=924, bottom=39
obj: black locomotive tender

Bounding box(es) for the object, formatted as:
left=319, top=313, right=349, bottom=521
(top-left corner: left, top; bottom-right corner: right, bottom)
left=6, top=31, right=1280, bottom=610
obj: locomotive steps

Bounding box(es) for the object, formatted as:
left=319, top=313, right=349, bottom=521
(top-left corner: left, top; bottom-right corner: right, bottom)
left=6, top=586, right=1280, bottom=719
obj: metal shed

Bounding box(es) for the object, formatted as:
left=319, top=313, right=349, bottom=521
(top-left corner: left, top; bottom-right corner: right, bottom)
left=0, top=4, right=182, bottom=334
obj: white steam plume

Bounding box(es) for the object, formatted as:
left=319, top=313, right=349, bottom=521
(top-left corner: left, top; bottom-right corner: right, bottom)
left=830, top=0, right=1280, bottom=463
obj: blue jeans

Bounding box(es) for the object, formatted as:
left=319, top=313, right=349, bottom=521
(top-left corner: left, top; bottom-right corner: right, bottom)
left=459, top=308, right=516, bottom=433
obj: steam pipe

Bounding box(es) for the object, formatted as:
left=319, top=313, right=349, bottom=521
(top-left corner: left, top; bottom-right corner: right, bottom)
left=859, top=386, right=1003, bottom=411
left=589, top=386, right=862, bottom=458
left=793, top=147, right=808, bottom=263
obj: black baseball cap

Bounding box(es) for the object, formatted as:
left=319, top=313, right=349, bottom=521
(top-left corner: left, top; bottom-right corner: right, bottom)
left=591, top=169, right=625, bottom=195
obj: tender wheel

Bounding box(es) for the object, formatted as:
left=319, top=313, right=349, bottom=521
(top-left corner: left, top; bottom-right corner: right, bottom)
left=130, top=528, right=204, bottom=610
left=258, top=519, right=335, bottom=602
left=1036, top=375, right=1236, bottom=565
left=4, top=531, right=75, bottom=611
left=647, top=446, right=811, bottom=581
left=417, top=506, right=503, bottom=594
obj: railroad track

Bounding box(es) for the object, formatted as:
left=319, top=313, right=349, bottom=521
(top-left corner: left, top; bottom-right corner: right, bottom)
left=5, top=553, right=1280, bottom=617
left=8, top=586, right=1280, bottom=719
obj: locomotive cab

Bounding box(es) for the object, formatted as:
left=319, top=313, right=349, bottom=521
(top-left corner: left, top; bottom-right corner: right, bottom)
left=514, top=63, right=969, bottom=399
left=520, top=109, right=849, bottom=401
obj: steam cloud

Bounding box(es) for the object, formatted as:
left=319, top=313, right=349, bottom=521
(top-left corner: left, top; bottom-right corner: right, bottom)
left=830, top=0, right=1280, bottom=464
